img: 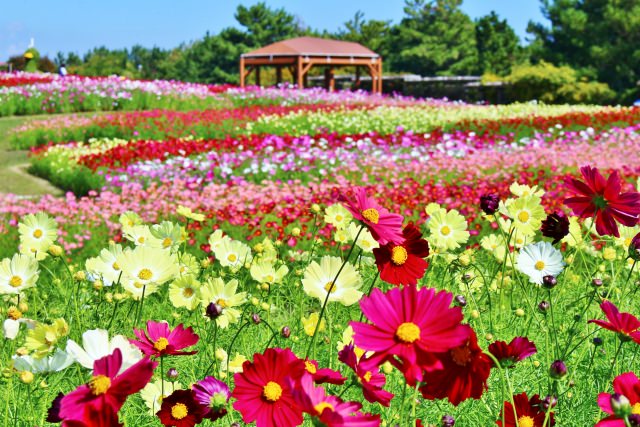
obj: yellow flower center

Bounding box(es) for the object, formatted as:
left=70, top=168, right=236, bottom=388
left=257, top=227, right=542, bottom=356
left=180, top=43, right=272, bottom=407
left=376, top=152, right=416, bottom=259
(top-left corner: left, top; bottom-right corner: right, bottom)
left=9, top=276, right=23, bottom=288
left=134, top=281, right=144, bottom=289
left=314, top=402, right=334, bottom=414
left=335, top=215, right=343, bottom=222
left=440, top=225, right=451, bottom=236
left=88, top=375, right=111, bottom=395
left=112, top=262, right=120, bottom=271
left=362, top=371, right=372, bottom=382
left=535, top=260, right=545, bottom=271
left=362, top=208, right=379, bottom=224
left=517, top=210, right=530, bottom=223
left=138, top=236, right=145, bottom=244
left=391, top=246, right=408, bottom=265
left=138, top=268, right=153, bottom=281
left=262, top=381, right=282, bottom=402
left=171, top=403, right=188, bottom=420
left=305, top=360, right=317, bottom=374
left=163, top=237, right=173, bottom=248
left=517, top=416, right=534, bottom=427
left=154, top=337, right=169, bottom=351
left=227, top=254, right=237, bottom=263
left=450, top=344, right=472, bottom=366
left=33, top=229, right=43, bottom=239
left=633, top=402, right=640, bottom=414
left=216, top=298, right=228, bottom=308
left=396, top=322, right=420, bottom=343
left=324, top=281, right=336, bottom=293
left=183, top=288, right=194, bottom=297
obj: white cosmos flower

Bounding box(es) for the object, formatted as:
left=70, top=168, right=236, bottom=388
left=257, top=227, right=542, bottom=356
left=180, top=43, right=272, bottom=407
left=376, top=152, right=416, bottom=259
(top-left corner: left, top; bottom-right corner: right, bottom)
left=13, top=349, right=74, bottom=373
left=3, top=317, right=36, bottom=339
left=66, top=328, right=142, bottom=373
left=85, top=243, right=124, bottom=286
left=516, top=241, right=565, bottom=285
left=0, top=253, right=40, bottom=294
left=117, top=246, right=179, bottom=300
left=214, top=239, right=253, bottom=272
left=18, top=212, right=58, bottom=254
left=141, top=379, right=183, bottom=415
left=302, top=256, right=363, bottom=306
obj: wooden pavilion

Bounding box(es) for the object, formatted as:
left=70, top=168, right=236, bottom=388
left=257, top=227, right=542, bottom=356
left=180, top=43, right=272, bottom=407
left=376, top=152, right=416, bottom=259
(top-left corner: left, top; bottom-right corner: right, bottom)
left=239, top=36, right=383, bottom=93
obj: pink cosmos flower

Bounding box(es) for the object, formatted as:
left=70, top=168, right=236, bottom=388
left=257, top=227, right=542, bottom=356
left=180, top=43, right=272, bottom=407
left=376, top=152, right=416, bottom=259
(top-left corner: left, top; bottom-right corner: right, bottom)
left=338, top=344, right=394, bottom=406
left=293, top=374, right=381, bottom=427
left=130, top=320, right=199, bottom=357
left=350, top=285, right=470, bottom=384
left=589, top=300, right=640, bottom=344
left=340, top=187, right=405, bottom=245
left=488, top=337, right=537, bottom=368
left=59, top=349, right=156, bottom=423
left=596, top=372, right=640, bottom=426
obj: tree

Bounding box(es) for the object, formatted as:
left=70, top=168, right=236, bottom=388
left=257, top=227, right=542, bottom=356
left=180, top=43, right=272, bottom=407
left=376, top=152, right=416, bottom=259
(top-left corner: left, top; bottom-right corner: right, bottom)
left=336, top=11, right=392, bottom=55
left=527, top=0, right=640, bottom=99
left=235, top=2, right=303, bottom=48
left=475, top=11, right=521, bottom=75
left=388, top=0, right=479, bottom=76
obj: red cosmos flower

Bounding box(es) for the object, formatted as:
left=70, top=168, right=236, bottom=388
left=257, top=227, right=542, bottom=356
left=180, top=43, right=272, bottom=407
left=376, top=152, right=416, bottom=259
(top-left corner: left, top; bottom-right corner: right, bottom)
left=350, top=285, right=470, bottom=385
left=340, top=187, right=405, bottom=245
left=62, top=405, right=123, bottom=427
left=232, top=348, right=305, bottom=427
left=373, top=223, right=429, bottom=286
left=59, top=349, right=156, bottom=423
left=292, top=358, right=347, bottom=385
left=292, top=374, right=381, bottom=427
left=564, top=165, right=640, bottom=237
left=596, top=372, right=640, bottom=426
left=419, top=329, right=492, bottom=405
left=338, top=344, right=394, bottom=407
left=589, top=300, right=640, bottom=344
left=157, top=389, right=205, bottom=427
left=130, top=320, right=199, bottom=358
left=497, top=392, right=554, bottom=426
left=488, top=337, right=537, bottom=368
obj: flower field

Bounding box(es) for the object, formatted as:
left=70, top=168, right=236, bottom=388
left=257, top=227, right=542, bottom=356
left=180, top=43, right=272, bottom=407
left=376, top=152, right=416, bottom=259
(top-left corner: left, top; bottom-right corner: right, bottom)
left=1, top=75, right=640, bottom=427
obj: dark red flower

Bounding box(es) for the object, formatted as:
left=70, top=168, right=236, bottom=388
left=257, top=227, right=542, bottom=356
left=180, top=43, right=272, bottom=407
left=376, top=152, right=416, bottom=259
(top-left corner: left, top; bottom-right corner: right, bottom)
left=488, top=337, right=537, bottom=368
left=540, top=211, right=570, bottom=244
left=62, top=404, right=123, bottom=427
left=157, top=389, right=205, bottom=427
left=480, top=194, right=500, bottom=215
left=232, top=348, right=304, bottom=427
left=338, top=344, right=394, bottom=406
left=629, top=232, right=640, bottom=261
left=373, top=223, right=429, bottom=286
left=419, top=329, right=492, bottom=405
left=589, top=300, right=640, bottom=344
left=564, top=165, right=640, bottom=237
left=496, top=392, right=554, bottom=426
left=59, top=349, right=156, bottom=423
left=131, top=320, right=199, bottom=358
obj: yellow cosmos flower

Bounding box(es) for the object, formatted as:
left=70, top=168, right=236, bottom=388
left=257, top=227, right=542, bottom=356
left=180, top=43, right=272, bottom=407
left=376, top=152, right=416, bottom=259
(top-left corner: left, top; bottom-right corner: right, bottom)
left=25, top=318, right=69, bottom=359
left=228, top=353, right=247, bottom=373
left=302, top=312, right=326, bottom=336
left=18, top=213, right=58, bottom=257
left=199, top=278, right=247, bottom=328
left=116, top=246, right=179, bottom=300
left=150, top=221, right=184, bottom=252
left=250, top=261, right=289, bottom=285
left=348, top=222, right=379, bottom=253
left=118, top=211, right=143, bottom=230
left=213, top=239, right=253, bottom=272
left=507, top=195, right=545, bottom=237
left=85, top=243, right=124, bottom=287
left=176, top=205, right=205, bottom=222
left=0, top=253, right=39, bottom=295
left=169, top=275, right=201, bottom=310
left=302, top=256, right=363, bottom=306
left=177, top=253, right=201, bottom=277
left=324, top=204, right=352, bottom=230
left=141, top=380, right=183, bottom=415
left=427, top=208, right=470, bottom=251
left=123, top=225, right=163, bottom=248
left=509, top=182, right=545, bottom=198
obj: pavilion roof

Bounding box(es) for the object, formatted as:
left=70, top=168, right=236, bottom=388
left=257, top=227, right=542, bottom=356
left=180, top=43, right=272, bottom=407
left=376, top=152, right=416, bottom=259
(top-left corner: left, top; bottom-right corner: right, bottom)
left=241, top=36, right=379, bottom=59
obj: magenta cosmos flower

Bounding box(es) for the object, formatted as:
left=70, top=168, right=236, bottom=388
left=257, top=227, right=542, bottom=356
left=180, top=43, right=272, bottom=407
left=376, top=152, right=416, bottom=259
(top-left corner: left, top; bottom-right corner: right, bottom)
left=488, top=336, right=537, bottom=368
left=340, top=187, right=404, bottom=245
left=131, top=320, right=199, bottom=357
left=191, top=376, right=230, bottom=421
left=59, top=349, right=156, bottom=423
left=350, top=285, right=470, bottom=384
left=293, top=374, right=381, bottom=427
left=596, top=372, right=640, bottom=426
left=589, top=300, right=640, bottom=344
left=564, top=165, right=640, bottom=237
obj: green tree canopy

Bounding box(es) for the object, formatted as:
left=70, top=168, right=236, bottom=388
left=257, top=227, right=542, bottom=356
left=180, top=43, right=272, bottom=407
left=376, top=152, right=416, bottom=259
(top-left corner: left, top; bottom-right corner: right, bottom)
left=475, top=11, right=521, bottom=76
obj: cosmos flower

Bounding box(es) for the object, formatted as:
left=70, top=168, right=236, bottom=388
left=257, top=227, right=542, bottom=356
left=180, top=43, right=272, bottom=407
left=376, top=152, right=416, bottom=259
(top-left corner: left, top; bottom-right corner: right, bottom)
left=496, top=392, right=554, bottom=426
left=507, top=195, right=546, bottom=237
left=85, top=243, right=124, bottom=286
left=191, top=376, right=230, bottom=421
left=66, top=328, right=142, bottom=372
left=117, top=246, right=179, bottom=300
left=427, top=207, right=470, bottom=251
left=340, top=187, right=404, bottom=245
left=488, top=337, right=537, bottom=368
left=540, top=211, right=570, bottom=244
left=589, top=300, right=640, bottom=344
left=156, top=389, right=204, bottom=427
left=0, top=253, right=39, bottom=295
left=131, top=321, right=199, bottom=358
left=516, top=242, right=565, bottom=285
left=302, top=256, right=363, bottom=306
left=373, top=223, right=429, bottom=286
left=595, top=372, right=640, bottom=426
left=168, top=275, right=201, bottom=311
left=199, top=278, right=247, bottom=328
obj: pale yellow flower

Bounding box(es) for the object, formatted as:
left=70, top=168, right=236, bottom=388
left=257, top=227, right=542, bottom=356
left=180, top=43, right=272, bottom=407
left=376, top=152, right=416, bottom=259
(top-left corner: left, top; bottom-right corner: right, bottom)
left=302, top=312, right=326, bottom=336
left=302, top=256, right=362, bottom=306
left=324, top=204, right=352, bottom=230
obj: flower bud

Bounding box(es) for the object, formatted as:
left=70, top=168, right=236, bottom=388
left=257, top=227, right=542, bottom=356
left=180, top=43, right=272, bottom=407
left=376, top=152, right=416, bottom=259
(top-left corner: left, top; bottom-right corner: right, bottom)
left=167, top=368, right=179, bottom=381
left=515, top=308, right=525, bottom=317
left=610, top=393, right=631, bottom=417
left=74, top=271, right=86, bottom=281
left=592, top=278, right=603, bottom=287
left=48, top=245, right=63, bottom=257
left=7, top=306, right=22, bottom=320
left=542, top=275, right=557, bottom=289
left=281, top=326, right=291, bottom=338
left=549, top=360, right=567, bottom=379
left=538, top=301, right=550, bottom=313
left=480, top=194, right=500, bottom=215
left=592, top=337, right=603, bottom=346
left=205, top=303, right=223, bottom=320
left=291, top=227, right=301, bottom=237
left=441, top=414, right=455, bottom=426
left=629, top=232, right=640, bottom=261
left=542, top=395, right=558, bottom=410
left=19, top=370, right=34, bottom=384
left=251, top=313, right=261, bottom=324
left=454, top=295, right=467, bottom=307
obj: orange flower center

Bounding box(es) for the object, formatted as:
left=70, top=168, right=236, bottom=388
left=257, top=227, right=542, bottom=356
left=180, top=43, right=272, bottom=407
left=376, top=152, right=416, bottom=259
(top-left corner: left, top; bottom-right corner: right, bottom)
left=154, top=337, right=169, bottom=351
left=633, top=402, right=640, bottom=414
left=216, top=298, right=228, bottom=308
left=183, top=288, right=194, bottom=297
left=396, top=322, right=420, bottom=343
left=227, top=253, right=237, bottom=263
left=517, top=416, right=534, bottom=427
left=314, top=401, right=334, bottom=414
left=362, top=371, right=372, bottom=382
left=171, top=403, right=188, bottom=419
left=305, top=360, right=317, bottom=374
left=112, top=262, right=120, bottom=271
left=517, top=211, right=530, bottom=223
left=391, top=246, right=408, bottom=265
left=263, top=381, right=282, bottom=402
left=163, top=237, right=173, bottom=248
left=440, top=225, right=451, bottom=236
left=33, top=229, right=43, bottom=239
left=89, top=375, right=111, bottom=395
left=362, top=208, right=379, bottom=224
left=138, top=268, right=153, bottom=281
left=535, top=260, right=545, bottom=271
left=9, top=276, right=23, bottom=288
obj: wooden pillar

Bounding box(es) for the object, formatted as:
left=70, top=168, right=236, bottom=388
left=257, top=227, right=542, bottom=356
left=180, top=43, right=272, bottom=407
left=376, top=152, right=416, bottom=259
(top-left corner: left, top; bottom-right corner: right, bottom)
left=296, top=57, right=304, bottom=89
left=324, top=67, right=335, bottom=92
left=240, top=57, right=245, bottom=88
left=276, top=66, right=282, bottom=84
left=355, top=66, right=361, bottom=89
left=377, top=59, right=383, bottom=94
left=255, top=66, right=261, bottom=87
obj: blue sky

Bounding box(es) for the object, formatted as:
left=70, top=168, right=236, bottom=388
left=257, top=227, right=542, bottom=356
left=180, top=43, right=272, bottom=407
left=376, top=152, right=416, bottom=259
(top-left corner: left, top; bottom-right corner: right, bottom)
left=0, top=1, right=546, bottom=60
